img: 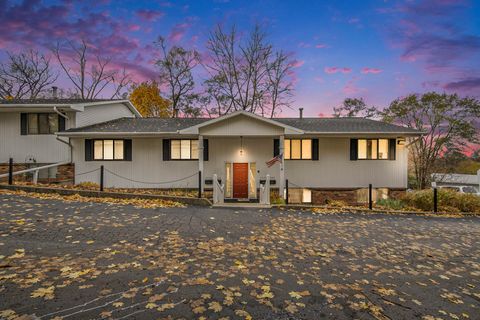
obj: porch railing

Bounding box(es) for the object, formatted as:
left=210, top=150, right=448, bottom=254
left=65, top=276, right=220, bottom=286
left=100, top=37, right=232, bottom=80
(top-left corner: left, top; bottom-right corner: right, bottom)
left=0, top=161, right=70, bottom=184
left=212, top=174, right=224, bottom=204
left=260, top=174, right=270, bottom=205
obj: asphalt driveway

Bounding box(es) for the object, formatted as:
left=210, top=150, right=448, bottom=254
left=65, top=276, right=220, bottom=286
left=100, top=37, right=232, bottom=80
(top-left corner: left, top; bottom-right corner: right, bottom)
left=0, top=192, right=479, bottom=319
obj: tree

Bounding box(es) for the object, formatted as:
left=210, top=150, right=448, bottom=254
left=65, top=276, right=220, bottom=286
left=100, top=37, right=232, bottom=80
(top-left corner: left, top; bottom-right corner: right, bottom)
left=129, top=81, right=171, bottom=117
left=155, top=37, right=200, bottom=117
left=52, top=40, right=131, bottom=100
left=382, top=92, right=480, bottom=189
left=0, top=50, right=58, bottom=99
left=203, top=24, right=295, bottom=117
left=333, top=98, right=378, bottom=118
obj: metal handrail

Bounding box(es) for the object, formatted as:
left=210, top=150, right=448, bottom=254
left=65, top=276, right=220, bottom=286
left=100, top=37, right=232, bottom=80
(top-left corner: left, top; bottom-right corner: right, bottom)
left=0, top=161, right=70, bottom=180
left=212, top=174, right=224, bottom=204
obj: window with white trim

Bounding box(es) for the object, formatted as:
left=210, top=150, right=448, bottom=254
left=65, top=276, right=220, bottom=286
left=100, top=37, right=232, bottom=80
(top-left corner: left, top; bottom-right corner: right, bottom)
left=170, top=139, right=199, bottom=160
left=93, top=139, right=124, bottom=160
left=358, top=139, right=389, bottom=160
left=284, top=139, right=312, bottom=160
left=27, top=113, right=59, bottom=134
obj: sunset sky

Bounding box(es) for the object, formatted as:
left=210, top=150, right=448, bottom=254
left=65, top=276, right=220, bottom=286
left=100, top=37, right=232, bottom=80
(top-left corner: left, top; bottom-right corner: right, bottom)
left=1, top=0, right=479, bottom=117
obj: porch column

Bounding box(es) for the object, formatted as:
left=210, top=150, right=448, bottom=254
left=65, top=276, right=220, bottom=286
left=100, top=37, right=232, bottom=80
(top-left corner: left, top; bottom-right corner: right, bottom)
left=198, top=135, right=204, bottom=194
left=279, top=135, right=285, bottom=199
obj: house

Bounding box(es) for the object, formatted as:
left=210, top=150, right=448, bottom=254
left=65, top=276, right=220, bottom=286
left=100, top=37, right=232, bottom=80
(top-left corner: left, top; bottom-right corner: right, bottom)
left=0, top=99, right=141, bottom=182
left=56, top=110, right=421, bottom=204
left=431, top=171, right=480, bottom=193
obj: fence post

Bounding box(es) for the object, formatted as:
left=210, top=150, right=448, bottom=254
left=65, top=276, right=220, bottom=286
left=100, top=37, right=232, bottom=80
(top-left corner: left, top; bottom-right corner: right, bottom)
left=8, top=158, right=13, bottom=185
left=198, top=171, right=202, bottom=198
left=433, top=187, right=438, bottom=213
left=100, top=165, right=104, bottom=192
left=285, top=179, right=289, bottom=205
left=368, top=183, right=373, bottom=210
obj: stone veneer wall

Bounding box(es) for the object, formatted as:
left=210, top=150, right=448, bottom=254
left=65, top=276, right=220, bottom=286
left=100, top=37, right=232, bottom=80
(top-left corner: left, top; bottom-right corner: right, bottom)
left=0, top=163, right=74, bottom=184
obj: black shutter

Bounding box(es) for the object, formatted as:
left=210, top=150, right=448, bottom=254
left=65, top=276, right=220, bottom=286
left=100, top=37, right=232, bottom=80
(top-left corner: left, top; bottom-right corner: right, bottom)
left=58, top=115, right=66, bottom=132
left=312, top=139, right=319, bottom=160
left=162, top=139, right=171, bottom=161
left=389, top=139, right=396, bottom=160
left=124, top=139, right=132, bottom=161
left=20, top=113, right=28, bottom=135
left=273, top=139, right=280, bottom=156
left=203, top=139, right=209, bottom=161
left=350, top=139, right=358, bottom=160
left=85, top=139, right=93, bottom=161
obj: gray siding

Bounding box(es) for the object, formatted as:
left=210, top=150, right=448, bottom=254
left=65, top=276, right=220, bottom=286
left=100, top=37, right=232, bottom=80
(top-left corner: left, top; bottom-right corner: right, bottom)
left=72, top=137, right=408, bottom=189
left=76, top=103, right=136, bottom=127
left=0, top=112, right=74, bottom=163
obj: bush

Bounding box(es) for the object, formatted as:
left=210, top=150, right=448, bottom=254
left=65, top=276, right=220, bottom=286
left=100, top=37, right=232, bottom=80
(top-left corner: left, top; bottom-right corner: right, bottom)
left=402, top=189, right=480, bottom=213
left=376, top=198, right=405, bottom=210
left=77, top=182, right=100, bottom=190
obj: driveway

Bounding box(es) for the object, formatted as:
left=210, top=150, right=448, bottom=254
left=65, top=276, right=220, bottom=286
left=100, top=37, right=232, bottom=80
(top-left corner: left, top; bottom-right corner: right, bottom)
left=0, top=193, right=479, bottom=319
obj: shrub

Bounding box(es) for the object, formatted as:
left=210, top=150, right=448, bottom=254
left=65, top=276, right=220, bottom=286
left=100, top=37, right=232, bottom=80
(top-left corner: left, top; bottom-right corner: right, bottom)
left=77, top=182, right=100, bottom=190
left=376, top=198, right=405, bottom=210
left=402, top=189, right=480, bottom=213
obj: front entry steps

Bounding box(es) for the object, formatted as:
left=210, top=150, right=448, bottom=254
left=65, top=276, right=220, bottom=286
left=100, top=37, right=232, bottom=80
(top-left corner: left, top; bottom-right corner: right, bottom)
left=212, top=202, right=271, bottom=208
left=213, top=198, right=271, bottom=208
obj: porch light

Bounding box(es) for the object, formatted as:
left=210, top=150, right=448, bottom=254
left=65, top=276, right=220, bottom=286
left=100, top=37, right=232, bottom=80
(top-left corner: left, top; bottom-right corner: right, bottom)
left=239, top=136, right=244, bottom=156
left=397, top=138, right=406, bottom=145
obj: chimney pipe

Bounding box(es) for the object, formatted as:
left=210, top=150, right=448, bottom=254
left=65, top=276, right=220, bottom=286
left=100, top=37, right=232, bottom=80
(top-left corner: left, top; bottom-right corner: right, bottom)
left=52, top=86, right=58, bottom=99
left=299, top=107, right=304, bottom=119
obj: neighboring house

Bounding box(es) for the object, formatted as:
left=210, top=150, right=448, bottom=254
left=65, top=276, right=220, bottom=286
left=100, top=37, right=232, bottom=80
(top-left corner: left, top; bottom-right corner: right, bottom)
left=57, top=110, right=421, bottom=204
left=0, top=99, right=140, bottom=182
left=431, top=171, right=480, bottom=193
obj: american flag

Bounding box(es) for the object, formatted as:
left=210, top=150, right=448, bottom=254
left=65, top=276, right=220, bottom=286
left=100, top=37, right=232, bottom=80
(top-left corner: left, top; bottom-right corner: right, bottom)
left=266, top=153, right=283, bottom=168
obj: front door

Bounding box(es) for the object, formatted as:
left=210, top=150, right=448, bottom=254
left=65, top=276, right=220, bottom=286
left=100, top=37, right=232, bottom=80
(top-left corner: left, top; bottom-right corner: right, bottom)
left=233, top=163, right=248, bottom=198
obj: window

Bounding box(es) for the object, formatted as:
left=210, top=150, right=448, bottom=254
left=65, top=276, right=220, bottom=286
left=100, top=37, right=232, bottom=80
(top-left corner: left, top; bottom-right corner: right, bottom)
left=284, top=139, right=312, bottom=160
left=358, top=139, right=389, bottom=160
left=93, top=139, right=124, bottom=160
left=27, top=113, right=59, bottom=134
left=171, top=139, right=198, bottom=160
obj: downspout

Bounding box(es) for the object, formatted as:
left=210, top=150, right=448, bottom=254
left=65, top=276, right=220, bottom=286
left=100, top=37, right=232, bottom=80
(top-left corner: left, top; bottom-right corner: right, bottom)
left=54, top=106, right=72, bottom=163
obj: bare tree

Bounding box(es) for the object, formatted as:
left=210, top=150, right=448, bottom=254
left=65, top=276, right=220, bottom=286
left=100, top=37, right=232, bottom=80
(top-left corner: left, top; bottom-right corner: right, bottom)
left=333, top=98, right=378, bottom=118
left=0, top=50, right=58, bottom=99
left=203, top=24, right=294, bottom=117
left=52, top=40, right=131, bottom=100
left=155, top=36, right=200, bottom=117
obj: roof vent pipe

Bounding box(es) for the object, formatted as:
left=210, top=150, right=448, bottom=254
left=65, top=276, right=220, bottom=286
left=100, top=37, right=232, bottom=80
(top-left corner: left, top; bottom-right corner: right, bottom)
left=52, top=86, right=58, bottom=99
left=299, top=107, right=304, bottom=119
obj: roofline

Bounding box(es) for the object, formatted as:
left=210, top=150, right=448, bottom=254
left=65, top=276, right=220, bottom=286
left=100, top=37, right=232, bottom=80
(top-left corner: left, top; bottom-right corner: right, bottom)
left=179, top=110, right=304, bottom=134
left=0, top=99, right=142, bottom=117
left=57, top=131, right=421, bottom=137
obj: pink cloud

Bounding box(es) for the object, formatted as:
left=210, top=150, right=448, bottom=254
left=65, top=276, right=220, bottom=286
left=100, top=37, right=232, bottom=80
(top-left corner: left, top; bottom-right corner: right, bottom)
left=168, top=23, right=191, bottom=43
left=324, top=67, right=352, bottom=74
left=315, top=44, right=328, bottom=49
left=135, top=9, right=164, bottom=22
left=342, top=79, right=361, bottom=95
left=314, top=76, right=324, bottom=83
left=128, top=24, right=141, bottom=32
left=290, top=60, right=305, bottom=68
left=361, top=67, right=383, bottom=74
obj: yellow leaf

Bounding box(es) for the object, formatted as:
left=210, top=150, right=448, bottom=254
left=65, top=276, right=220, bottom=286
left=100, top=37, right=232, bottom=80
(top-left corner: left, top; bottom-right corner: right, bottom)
left=157, top=303, right=175, bottom=312
left=235, top=310, right=252, bottom=320
left=113, top=302, right=124, bottom=308
left=192, top=306, right=206, bottom=314
left=31, top=286, right=55, bottom=300
left=208, top=301, right=222, bottom=312
left=145, top=302, right=157, bottom=309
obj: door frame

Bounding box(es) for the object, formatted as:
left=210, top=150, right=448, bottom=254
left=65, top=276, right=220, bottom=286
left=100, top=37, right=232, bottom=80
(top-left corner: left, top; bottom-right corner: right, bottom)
left=225, top=161, right=257, bottom=199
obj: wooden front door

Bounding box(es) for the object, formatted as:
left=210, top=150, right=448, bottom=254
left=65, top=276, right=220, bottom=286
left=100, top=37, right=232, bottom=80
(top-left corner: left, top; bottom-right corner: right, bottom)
left=233, top=163, right=248, bottom=198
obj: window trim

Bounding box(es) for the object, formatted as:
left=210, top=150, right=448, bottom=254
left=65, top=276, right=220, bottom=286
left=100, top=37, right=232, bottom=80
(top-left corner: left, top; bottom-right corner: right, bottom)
left=170, top=139, right=199, bottom=161
left=284, top=139, right=313, bottom=160
left=26, top=113, right=59, bottom=135
left=357, top=138, right=390, bottom=160
left=92, top=139, right=125, bottom=161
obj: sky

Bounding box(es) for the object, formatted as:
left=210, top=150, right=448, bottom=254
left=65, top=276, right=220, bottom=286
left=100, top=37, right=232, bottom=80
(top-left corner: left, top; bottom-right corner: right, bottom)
left=1, top=0, right=479, bottom=117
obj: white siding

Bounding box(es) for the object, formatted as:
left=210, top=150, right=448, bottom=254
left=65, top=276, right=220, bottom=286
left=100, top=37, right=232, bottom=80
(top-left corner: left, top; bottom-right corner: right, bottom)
left=73, top=138, right=198, bottom=188
left=75, top=103, right=135, bottom=127
left=0, top=112, right=73, bottom=163
left=71, top=136, right=408, bottom=189
left=199, top=114, right=284, bottom=136
left=285, top=138, right=408, bottom=188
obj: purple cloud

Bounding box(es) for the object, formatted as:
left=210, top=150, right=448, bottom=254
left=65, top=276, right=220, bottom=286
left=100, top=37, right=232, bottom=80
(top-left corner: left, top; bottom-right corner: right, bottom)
left=135, top=9, right=164, bottom=22
left=168, top=22, right=191, bottom=43
left=361, top=68, right=382, bottom=74
left=324, top=67, right=351, bottom=74
left=444, top=78, right=480, bottom=93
